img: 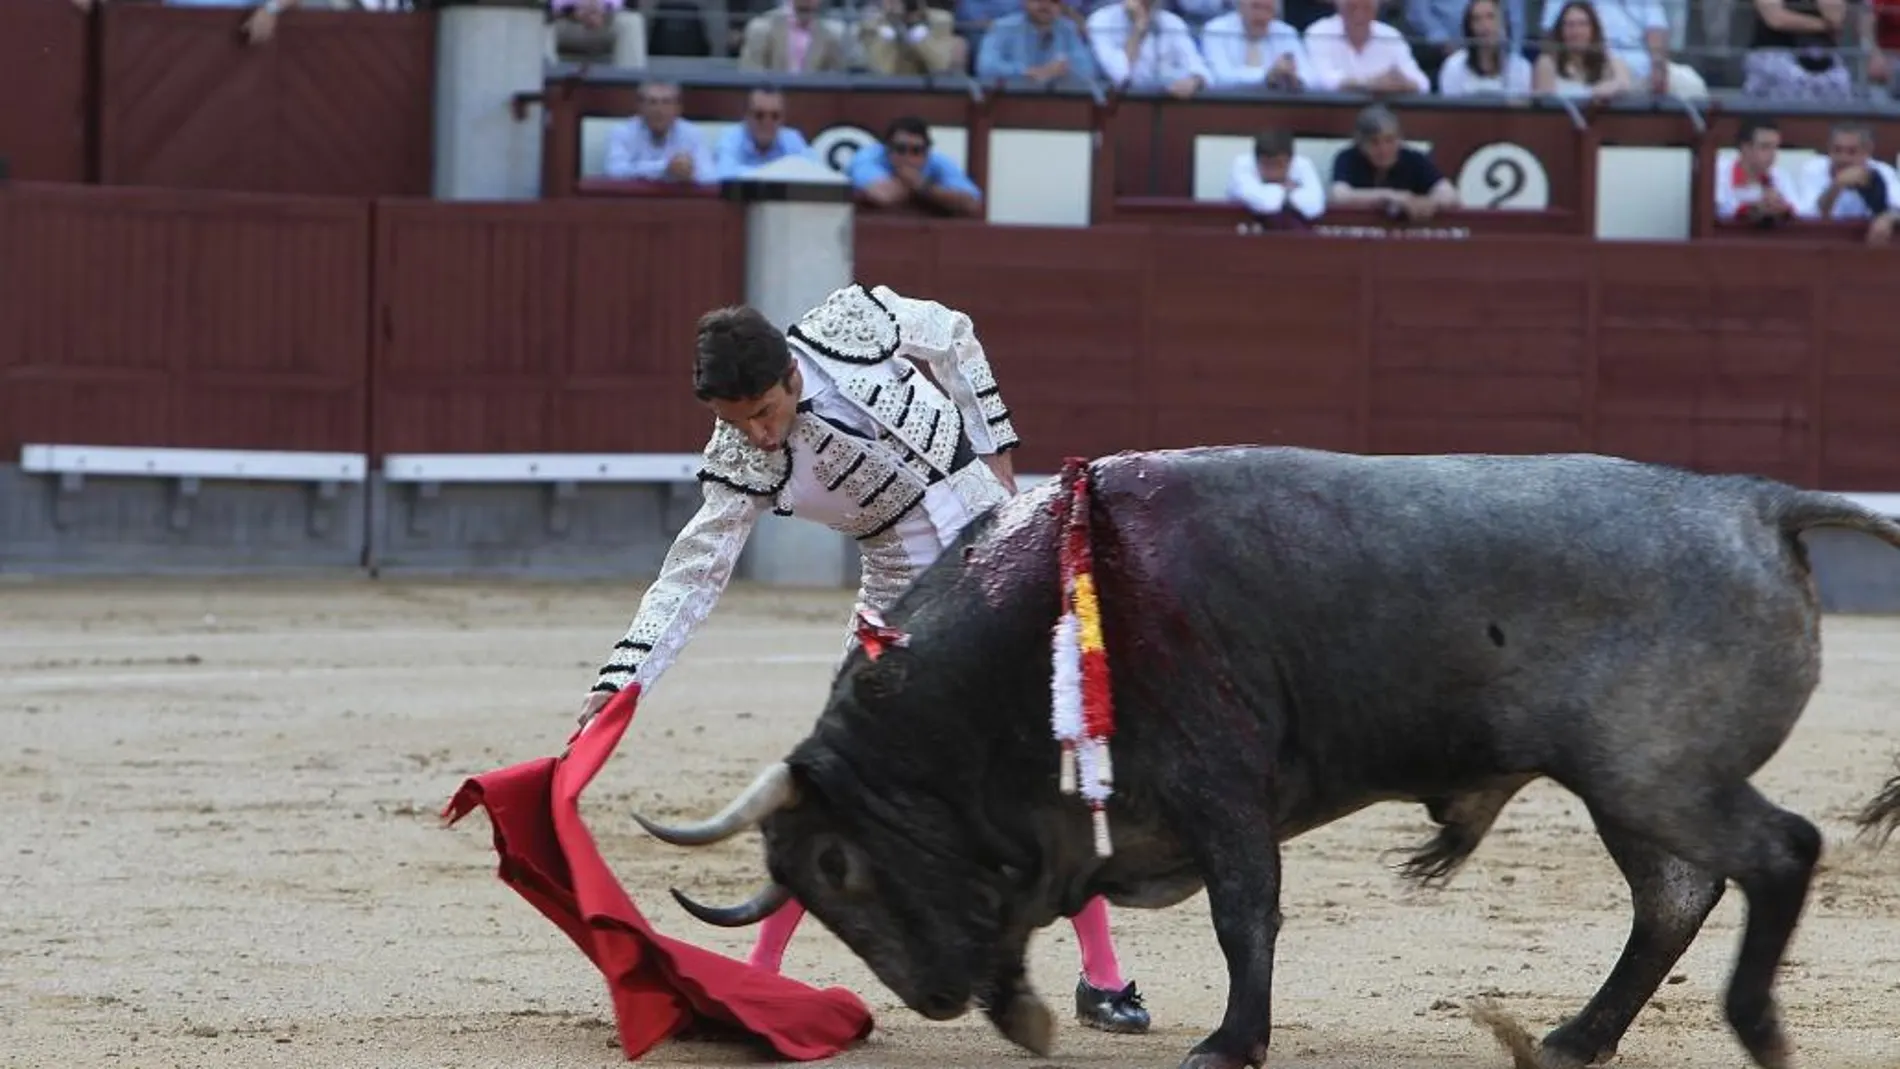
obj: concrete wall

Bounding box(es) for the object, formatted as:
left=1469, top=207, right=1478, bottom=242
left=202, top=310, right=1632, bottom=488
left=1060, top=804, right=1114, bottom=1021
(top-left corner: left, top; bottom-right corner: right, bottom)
left=0, top=464, right=366, bottom=576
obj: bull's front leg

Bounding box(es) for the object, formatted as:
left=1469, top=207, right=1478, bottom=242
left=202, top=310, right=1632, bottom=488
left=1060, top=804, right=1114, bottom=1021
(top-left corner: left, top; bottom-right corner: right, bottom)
left=980, top=954, right=1054, bottom=1055
left=1179, top=821, right=1283, bottom=1069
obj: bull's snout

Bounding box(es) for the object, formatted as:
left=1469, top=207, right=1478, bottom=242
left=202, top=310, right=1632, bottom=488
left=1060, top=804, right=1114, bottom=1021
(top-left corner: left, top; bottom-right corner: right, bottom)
left=917, top=989, right=971, bottom=1021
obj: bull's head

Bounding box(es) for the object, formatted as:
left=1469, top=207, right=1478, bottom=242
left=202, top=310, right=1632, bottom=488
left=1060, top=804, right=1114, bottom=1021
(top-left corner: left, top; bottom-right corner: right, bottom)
left=631, top=753, right=1058, bottom=1054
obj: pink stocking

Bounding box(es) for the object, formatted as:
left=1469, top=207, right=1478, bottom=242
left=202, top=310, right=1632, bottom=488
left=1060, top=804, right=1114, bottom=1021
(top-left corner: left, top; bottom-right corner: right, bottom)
left=1069, top=895, right=1125, bottom=991
left=746, top=898, right=807, bottom=973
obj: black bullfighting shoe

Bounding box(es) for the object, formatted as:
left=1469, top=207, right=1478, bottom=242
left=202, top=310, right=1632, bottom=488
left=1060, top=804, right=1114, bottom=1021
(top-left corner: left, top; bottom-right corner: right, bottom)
left=1074, top=975, right=1151, bottom=1034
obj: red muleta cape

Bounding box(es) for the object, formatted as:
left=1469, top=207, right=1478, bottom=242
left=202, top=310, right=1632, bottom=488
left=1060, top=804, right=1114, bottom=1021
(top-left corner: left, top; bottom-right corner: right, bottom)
left=441, top=685, right=875, bottom=1061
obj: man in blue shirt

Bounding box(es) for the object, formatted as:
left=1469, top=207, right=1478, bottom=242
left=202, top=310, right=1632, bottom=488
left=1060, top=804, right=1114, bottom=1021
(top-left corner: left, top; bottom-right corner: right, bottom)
left=974, top=0, right=1099, bottom=85
left=712, top=88, right=814, bottom=180
left=845, top=116, right=984, bottom=218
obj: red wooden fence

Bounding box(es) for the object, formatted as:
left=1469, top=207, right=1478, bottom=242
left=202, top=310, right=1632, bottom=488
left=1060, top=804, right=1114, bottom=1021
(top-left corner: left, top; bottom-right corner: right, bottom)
left=4, top=184, right=1898, bottom=490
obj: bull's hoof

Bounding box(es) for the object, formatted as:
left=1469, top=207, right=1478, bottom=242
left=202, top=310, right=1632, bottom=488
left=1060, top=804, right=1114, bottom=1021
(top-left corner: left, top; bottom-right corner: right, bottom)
left=1076, top=976, right=1150, bottom=1035
left=1175, top=1043, right=1266, bottom=1069
left=988, top=990, right=1055, bottom=1056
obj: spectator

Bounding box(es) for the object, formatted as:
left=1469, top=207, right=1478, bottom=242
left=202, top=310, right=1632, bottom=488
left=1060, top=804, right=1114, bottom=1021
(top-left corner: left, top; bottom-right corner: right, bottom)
left=739, top=0, right=853, bottom=72
left=1201, top=0, right=1315, bottom=90
left=1742, top=0, right=1851, bottom=100
left=1302, top=0, right=1431, bottom=94
left=1436, top=0, right=1534, bottom=95
left=860, top=0, right=968, bottom=73
left=1536, top=0, right=1707, bottom=98
left=1716, top=119, right=1807, bottom=226
left=1084, top=0, right=1213, bottom=98
left=712, top=89, right=813, bottom=179
left=1406, top=0, right=1525, bottom=83
left=548, top=0, right=647, bottom=67
left=1532, top=1, right=1634, bottom=97
left=1797, top=122, right=1900, bottom=244
left=958, top=0, right=1029, bottom=74
left=1226, top=130, right=1325, bottom=226
left=1865, top=0, right=1900, bottom=98
left=847, top=116, right=985, bottom=218
left=1328, top=103, right=1460, bottom=220
left=974, top=0, right=1100, bottom=84
left=602, top=81, right=718, bottom=185
left=630, top=0, right=735, bottom=58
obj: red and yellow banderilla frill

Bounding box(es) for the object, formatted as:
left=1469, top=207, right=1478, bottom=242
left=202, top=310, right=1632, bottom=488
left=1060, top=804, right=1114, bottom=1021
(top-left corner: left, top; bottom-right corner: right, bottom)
left=1050, top=456, right=1117, bottom=857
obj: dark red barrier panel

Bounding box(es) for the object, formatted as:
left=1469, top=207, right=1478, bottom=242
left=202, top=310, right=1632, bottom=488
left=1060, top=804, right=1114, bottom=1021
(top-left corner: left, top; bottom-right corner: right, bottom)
left=0, top=0, right=89, bottom=182
left=0, top=182, right=372, bottom=455
left=1710, top=218, right=1882, bottom=243
left=369, top=195, right=746, bottom=457
left=96, top=5, right=434, bottom=196
left=855, top=216, right=1900, bottom=488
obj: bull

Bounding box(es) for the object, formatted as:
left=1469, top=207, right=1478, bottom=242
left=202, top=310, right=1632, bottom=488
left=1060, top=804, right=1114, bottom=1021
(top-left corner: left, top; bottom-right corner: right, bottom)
left=630, top=446, right=1900, bottom=1069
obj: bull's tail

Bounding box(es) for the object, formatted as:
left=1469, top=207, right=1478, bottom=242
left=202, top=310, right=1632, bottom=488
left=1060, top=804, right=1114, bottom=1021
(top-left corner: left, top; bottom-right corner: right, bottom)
left=1857, top=759, right=1900, bottom=848
left=1771, top=489, right=1900, bottom=549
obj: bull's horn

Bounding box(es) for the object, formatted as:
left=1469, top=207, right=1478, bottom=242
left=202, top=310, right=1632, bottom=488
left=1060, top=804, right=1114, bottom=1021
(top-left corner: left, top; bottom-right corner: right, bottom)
left=669, top=882, right=793, bottom=928
left=631, top=761, right=798, bottom=846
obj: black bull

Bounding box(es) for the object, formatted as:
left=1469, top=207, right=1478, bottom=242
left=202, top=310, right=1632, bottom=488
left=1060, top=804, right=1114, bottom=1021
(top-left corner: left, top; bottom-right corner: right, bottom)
left=633, top=447, right=1900, bottom=1069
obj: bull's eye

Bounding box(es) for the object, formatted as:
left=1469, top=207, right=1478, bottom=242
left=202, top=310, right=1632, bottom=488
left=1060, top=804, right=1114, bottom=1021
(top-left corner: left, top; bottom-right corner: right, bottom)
left=817, top=843, right=849, bottom=890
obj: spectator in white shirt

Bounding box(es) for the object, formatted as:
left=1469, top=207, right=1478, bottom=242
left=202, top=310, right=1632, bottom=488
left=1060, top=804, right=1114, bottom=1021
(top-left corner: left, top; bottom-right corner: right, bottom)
left=1085, top=0, right=1214, bottom=97
left=1227, top=130, right=1326, bottom=224
left=603, top=81, right=718, bottom=185
left=1302, top=0, right=1431, bottom=93
left=1715, top=118, right=1808, bottom=226
left=1533, top=0, right=1635, bottom=97
left=1797, top=121, right=1900, bottom=244
left=1202, top=0, right=1316, bottom=89
left=1436, top=0, right=1534, bottom=95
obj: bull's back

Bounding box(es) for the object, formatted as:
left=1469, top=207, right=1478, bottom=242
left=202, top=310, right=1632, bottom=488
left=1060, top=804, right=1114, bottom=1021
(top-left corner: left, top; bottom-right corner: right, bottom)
left=1088, top=447, right=1822, bottom=790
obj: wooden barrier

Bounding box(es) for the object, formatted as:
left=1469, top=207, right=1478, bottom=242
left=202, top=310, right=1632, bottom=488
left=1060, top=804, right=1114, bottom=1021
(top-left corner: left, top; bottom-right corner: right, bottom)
left=11, top=182, right=1896, bottom=490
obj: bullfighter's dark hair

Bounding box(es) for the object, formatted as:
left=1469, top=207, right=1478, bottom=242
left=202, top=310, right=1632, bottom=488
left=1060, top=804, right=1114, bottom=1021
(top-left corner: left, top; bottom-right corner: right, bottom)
left=693, top=306, right=793, bottom=402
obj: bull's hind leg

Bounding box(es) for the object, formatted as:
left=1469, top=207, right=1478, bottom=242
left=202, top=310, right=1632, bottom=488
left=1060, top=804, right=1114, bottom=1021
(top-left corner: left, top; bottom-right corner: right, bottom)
left=1579, top=784, right=1821, bottom=1069
left=1538, top=810, right=1726, bottom=1067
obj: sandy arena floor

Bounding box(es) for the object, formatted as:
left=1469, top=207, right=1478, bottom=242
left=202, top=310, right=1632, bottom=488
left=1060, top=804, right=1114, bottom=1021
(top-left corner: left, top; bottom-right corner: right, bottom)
left=3, top=577, right=1898, bottom=1069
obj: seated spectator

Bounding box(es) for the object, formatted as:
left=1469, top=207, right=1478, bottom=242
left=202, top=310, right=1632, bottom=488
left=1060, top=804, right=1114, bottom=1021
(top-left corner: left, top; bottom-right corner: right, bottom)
left=1716, top=119, right=1808, bottom=226
left=847, top=116, right=984, bottom=218
left=1866, top=0, right=1900, bottom=98
left=1085, top=0, right=1213, bottom=98
left=1302, top=0, right=1431, bottom=94
left=1201, top=0, right=1316, bottom=90
left=958, top=0, right=1028, bottom=74
left=974, top=0, right=1100, bottom=84
left=1536, top=0, right=1707, bottom=98
left=1226, top=130, right=1326, bottom=226
left=1436, top=0, right=1533, bottom=95
left=1406, top=0, right=1526, bottom=83
left=602, top=80, right=717, bottom=185
left=860, top=0, right=967, bottom=74
left=1328, top=104, right=1461, bottom=220
left=1742, top=0, right=1851, bottom=101
left=1797, top=122, right=1900, bottom=244
left=1532, top=1, right=1634, bottom=98
left=713, top=89, right=813, bottom=180
left=739, top=0, right=853, bottom=73
left=548, top=0, right=647, bottom=67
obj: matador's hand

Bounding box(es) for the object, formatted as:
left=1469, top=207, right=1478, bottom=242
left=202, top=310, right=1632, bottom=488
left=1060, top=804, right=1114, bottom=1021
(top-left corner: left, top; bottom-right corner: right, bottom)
left=577, top=690, right=614, bottom=729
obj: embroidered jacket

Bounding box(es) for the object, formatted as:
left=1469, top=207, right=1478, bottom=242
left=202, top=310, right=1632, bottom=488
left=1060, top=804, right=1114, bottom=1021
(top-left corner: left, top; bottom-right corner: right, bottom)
left=592, top=283, right=1020, bottom=697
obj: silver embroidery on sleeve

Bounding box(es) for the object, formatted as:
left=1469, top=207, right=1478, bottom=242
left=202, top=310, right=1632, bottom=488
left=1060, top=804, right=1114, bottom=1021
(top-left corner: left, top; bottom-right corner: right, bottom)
left=593, top=480, right=766, bottom=696
left=699, top=420, right=791, bottom=499
left=871, top=286, right=1020, bottom=454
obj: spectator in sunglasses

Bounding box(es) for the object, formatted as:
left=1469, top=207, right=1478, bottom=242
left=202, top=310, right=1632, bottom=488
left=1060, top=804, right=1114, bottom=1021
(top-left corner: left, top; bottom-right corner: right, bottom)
left=712, top=88, right=814, bottom=180
left=845, top=116, right=983, bottom=218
